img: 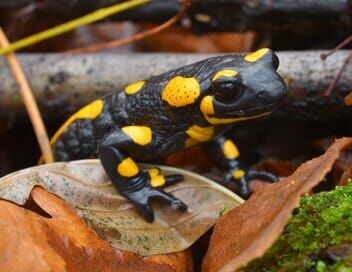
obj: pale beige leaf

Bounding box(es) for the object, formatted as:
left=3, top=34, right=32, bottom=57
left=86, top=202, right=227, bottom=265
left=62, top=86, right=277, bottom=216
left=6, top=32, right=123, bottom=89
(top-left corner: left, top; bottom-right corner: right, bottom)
left=0, top=160, right=243, bottom=256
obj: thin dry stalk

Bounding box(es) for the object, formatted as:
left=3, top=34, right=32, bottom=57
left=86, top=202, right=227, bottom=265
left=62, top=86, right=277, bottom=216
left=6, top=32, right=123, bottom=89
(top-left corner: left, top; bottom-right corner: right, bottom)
left=0, top=27, right=53, bottom=163
left=66, top=0, right=191, bottom=54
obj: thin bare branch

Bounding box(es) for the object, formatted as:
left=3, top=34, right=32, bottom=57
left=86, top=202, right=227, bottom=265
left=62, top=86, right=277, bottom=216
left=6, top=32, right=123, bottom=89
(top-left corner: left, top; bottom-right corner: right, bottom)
left=66, top=0, right=190, bottom=54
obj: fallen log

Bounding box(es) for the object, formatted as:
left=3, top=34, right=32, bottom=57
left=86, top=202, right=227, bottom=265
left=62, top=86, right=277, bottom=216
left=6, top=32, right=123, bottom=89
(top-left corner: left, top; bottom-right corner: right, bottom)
left=0, top=51, right=351, bottom=122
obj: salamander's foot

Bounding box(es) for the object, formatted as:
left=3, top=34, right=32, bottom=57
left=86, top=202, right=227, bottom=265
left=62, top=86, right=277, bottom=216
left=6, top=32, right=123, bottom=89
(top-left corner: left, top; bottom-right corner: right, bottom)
left=223, top=169, right=278, bottom=199
left=119, top=170, right=187, bottom=222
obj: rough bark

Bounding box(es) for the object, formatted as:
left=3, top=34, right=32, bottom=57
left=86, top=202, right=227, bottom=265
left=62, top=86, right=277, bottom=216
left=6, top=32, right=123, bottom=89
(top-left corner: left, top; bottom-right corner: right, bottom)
left=0, top=0, right=351, bottom=32
left=0, top=51, right=351, bottom=122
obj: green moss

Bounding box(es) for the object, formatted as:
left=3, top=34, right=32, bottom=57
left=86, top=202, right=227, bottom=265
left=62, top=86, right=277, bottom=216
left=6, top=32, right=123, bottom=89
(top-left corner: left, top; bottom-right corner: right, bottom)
left=244, top=185, right=352, bottom=272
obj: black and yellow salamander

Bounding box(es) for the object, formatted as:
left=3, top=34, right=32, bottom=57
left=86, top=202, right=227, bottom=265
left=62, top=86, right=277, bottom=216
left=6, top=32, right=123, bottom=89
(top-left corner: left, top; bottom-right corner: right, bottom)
left=50, top=48, right=287, bottom=222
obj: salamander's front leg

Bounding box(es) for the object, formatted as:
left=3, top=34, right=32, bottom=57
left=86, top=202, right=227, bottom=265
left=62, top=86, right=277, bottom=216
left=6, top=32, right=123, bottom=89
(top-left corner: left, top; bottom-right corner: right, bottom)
left=99, top=128, right=187, bottom=222
left=206, top=136, right=277, bottom=198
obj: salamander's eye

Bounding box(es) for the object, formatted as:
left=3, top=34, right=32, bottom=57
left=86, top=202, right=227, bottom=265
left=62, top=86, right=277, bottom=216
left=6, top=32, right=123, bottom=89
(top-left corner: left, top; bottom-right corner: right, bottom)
left=272, top=53, right=279, bottom=70
left=212, top=75, right=244, bottom=101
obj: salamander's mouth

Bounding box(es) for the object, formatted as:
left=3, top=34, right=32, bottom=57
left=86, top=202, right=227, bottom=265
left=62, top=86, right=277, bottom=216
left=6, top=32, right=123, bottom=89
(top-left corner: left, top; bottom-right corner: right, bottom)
left=210, top=103, right=277, bottom=119
left=201, top=102, right=275, bottom=125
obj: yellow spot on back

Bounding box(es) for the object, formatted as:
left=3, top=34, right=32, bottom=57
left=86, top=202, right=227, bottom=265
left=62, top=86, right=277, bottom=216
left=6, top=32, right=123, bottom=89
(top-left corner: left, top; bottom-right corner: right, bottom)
left=117, top=157, right=139, bottom=177
left=162, top=76, right=200, bottom=107
left=223, top=140, right=240, bottom=159
left=212, top=70, right=238, bottom=81
left=50, top=99, right=104, bottom=144
left=200, top=95, right=215, bottom=115
left=125, top=81, right=145, bottom=95
left=232, top=169, right=245, bottom=179
left=122, top=126, right=152, bottom=146
left=244, top=48, right=269, bottom=62
left=186, top=125, right=214, bottom=142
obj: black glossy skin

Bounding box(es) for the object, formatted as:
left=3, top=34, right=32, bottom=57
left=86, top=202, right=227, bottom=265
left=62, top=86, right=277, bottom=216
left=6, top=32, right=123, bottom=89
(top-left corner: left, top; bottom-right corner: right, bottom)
left=52, top=49, right=287, bottom=222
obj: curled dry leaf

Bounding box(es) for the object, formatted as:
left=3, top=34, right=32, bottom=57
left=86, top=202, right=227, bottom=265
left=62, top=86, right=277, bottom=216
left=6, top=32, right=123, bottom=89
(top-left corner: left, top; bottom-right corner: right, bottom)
left=202, top=137, right=352, bottom=272
left=0, top=187, right=193, bottom=272
left=0, top=160, right=243, bottom=256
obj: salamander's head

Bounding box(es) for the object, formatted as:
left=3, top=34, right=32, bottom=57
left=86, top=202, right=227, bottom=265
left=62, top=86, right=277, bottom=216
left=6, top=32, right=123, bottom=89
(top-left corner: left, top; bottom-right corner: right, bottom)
left=199, top=48, right=287, bottom=125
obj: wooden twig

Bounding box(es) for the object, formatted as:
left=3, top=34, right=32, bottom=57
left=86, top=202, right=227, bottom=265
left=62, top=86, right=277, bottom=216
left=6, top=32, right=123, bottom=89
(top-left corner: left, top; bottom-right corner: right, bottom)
left=320, top=35, right=352, bottom=96
left=0, top=27, right=54, bottom=163
left=324, top=52, right=352, bottom=97
left=320, top=35, right=352, bottom=60
left=66, top=0, right=191, bottom=54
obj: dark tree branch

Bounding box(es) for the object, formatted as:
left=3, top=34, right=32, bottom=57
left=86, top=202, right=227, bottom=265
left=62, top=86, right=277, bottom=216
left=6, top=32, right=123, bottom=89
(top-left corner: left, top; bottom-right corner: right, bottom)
left=0, top=0, right=351, bottom=32
left=0, top=51, right=352, bottom=123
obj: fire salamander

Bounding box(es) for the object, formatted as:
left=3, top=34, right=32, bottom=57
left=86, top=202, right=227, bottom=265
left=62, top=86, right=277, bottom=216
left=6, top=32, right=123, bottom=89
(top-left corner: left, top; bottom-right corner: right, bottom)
left=51, top=48, right=287, bottom=222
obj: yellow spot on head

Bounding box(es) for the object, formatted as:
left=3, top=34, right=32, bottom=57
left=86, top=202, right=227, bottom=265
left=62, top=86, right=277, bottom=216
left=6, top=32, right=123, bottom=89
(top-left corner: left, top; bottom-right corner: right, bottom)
left=162, top=76, right=200, bottom=107
left=200, top=95, right=215, bottom=115
left=232, top=169, right=245, bottom=179
left=186, top=125, right=214, bottom=142
left=212, top=70, right=238, bottom=81
left=200, top=95, right=272, bottom=125
left=244, top=48, right=269, bottom=62
left=117, top=157, right=139, bottom=177
left=150, top=175, right=166, bottom=187
left=50, top=99, right=104, bottom=144
left=223, top=140, right=240, bottom=159
left=122, top=126, right=152, bottom=146
left=125, top=81, right=145, bottom=95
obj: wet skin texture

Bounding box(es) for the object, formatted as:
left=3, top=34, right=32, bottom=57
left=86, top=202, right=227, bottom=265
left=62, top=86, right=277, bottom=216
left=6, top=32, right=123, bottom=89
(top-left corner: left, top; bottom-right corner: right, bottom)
left=52, top=48, right=287, bottom=222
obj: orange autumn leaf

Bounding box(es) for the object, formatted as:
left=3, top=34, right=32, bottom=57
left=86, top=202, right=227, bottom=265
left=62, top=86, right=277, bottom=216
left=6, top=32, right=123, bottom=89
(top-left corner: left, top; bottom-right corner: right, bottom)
left=0, top=187, right=193, bottom=272
left=202, top=137, right=352, bottom=272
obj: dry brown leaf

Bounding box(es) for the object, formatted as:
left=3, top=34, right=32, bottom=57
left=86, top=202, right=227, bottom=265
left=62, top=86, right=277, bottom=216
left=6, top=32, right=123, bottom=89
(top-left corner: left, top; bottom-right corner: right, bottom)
left=0, top=160, right=242, bottom=256
left=202, top=137, right=352, bottom=272
left=0, top=187, right=193, bottom=272
left=143, top=26, right=256, bottom=53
